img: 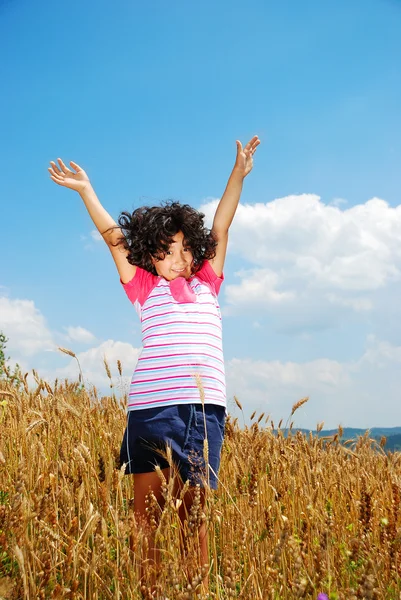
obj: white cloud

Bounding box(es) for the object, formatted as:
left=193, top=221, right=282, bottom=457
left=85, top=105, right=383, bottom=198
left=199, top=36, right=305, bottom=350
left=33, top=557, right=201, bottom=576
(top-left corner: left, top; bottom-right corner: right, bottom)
left=0, top=297, right=138, bottom=393
left=226, top=337, right=401, bottom=429
left=80, top=230, right=104, bottom=250
left=330, top=198, right=348, bottom=207
left=0, top=297, right=54, bottom=355
left=226, top=356, right=347, bottom=411
left=52, top=340, right=140, bottom=391
left=358, top=335, right=401, bottom=367
left=224, top=268, right=293, bottom=312
left=90, top=229, right=103, bottom=242
left=201, top=195, right=401, bottom=329
left=325, top=293, right=372, bottom=312
left=65, top=326, right=96, bottom=343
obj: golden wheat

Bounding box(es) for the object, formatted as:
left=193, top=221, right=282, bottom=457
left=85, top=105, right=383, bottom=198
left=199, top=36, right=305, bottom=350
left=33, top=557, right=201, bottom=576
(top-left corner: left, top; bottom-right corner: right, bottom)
left=0, top=375, right=400, bottom=599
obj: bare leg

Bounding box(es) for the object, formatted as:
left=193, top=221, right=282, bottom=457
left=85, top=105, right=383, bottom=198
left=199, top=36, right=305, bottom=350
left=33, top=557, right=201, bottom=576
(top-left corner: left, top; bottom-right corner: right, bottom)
left=133, top=468, right=170, bottom=586
left=133, top=469, right=210, bottom=592
left=178, top=486, right=210, bottom=591
left=198, top=520, right=208, bottom=578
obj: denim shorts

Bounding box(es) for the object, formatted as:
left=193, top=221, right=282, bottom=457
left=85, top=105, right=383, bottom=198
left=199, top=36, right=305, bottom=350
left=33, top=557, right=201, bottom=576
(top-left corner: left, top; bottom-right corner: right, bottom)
left=120, top=403, right=226, bottom=490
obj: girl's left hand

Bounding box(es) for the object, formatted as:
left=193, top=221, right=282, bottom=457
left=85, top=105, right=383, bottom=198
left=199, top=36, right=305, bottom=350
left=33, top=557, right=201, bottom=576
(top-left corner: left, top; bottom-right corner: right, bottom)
left=234, top=135, right=261, bottom=177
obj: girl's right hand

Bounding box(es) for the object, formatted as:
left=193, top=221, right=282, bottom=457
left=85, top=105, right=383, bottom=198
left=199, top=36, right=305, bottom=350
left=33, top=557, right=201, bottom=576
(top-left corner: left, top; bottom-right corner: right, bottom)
left=48, top=158, right=91, bottom=193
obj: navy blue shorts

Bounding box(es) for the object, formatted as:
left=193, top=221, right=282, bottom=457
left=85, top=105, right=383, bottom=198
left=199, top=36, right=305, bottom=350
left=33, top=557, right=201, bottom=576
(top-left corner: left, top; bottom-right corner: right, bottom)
left=120, top=403, right=226, bottom=490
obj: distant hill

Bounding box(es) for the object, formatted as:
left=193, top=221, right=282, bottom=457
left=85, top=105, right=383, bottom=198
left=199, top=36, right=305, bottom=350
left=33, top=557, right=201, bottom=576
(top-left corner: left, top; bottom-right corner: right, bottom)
left=296, top=426, right=401, bottom=438
left=378, top=434, right=401, bottom=452
left=281, top=427, right=401, bottom=452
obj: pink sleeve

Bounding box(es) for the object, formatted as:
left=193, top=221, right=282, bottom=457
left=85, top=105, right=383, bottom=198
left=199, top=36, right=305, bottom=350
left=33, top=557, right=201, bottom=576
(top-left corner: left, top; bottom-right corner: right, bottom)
left=121, top=267, right=159, bottom=306
left=195, top=261, right=224, bottom=296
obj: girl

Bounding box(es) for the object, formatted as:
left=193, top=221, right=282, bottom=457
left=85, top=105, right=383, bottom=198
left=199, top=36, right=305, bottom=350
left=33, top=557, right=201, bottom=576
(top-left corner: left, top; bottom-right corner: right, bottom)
left=48, top=135, right=260, bottom=589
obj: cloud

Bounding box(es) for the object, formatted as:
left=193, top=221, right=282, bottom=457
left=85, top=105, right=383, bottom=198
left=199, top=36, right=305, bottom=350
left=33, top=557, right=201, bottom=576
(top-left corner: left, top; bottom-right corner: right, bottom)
left=51, top=340, right=140, bottom=391
left=226, top=356, right=347, bottom=422
left=358, top=335, right=401, bottom=367
left=90, top=229, right=103, bottom=242
left=0, top=296, right=139, bottom=394
left=65, top=326, right=96, bottom=343
left=325, top=293, right=372, bottom=312
left=80, top=230, right=104, bottom=251
left=224, top=268, right=293, bottom=312
left=226, top=337, right=401, bottom=429
left=330, top=198, right=348, bottom=207
left=201, top=195, right=401, bottom=330
left=0, top=297, right=54, bottom=356
left=0, top=297, right=98, bottom=356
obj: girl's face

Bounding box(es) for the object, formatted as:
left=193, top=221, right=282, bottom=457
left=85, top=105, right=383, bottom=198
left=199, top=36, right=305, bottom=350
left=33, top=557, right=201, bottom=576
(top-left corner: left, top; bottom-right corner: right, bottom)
left=152, top=231, right=194, bottom=280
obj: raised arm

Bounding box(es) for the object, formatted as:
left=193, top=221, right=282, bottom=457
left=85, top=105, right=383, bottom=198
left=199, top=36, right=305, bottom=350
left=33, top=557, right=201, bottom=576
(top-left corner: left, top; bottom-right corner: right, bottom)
left=48, top=159, right=136, bottom=283
left=209, top=136, right=260, bottom=276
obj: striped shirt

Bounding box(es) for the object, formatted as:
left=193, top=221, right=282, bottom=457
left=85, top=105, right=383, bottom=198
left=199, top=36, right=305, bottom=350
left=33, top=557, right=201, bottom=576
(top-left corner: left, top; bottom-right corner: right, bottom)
left=122, top=260, right=226, bottom=411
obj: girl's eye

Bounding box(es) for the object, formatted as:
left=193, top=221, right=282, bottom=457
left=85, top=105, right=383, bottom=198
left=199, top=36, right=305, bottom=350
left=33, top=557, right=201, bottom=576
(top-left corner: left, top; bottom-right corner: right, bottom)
left=166, top=251, right=173, bottom=255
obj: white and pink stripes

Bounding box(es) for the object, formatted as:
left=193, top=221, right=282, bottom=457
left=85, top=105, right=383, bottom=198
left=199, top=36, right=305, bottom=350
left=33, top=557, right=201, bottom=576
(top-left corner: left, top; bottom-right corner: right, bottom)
left=122, top=261, right=226, bottom=411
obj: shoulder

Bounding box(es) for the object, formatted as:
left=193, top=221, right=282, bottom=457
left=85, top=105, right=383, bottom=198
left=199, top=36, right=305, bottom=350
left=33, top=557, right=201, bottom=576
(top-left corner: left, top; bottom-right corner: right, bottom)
left=194, top=260, right=224, bottom=295
left=121, top=266, right=160, bottom=305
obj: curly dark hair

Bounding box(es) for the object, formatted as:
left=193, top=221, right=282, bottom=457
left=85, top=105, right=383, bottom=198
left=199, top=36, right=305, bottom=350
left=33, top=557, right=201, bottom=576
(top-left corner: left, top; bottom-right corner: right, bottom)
left=115, top=201, right=217, bottom=276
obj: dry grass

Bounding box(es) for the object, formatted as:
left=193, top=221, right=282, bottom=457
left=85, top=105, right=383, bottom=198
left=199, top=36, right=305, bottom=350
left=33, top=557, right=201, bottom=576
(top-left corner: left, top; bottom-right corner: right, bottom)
left=1, top=373, right=401, bottom=599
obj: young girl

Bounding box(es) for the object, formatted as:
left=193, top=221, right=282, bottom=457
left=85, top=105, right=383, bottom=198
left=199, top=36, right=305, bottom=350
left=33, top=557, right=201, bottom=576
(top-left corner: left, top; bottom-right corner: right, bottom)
left=48, top=135, right=260, bottom=588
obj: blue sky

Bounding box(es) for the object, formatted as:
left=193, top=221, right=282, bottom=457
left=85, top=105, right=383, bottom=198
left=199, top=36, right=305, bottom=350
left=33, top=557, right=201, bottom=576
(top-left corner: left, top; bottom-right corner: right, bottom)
left=1, top=0, right=401, bottom=428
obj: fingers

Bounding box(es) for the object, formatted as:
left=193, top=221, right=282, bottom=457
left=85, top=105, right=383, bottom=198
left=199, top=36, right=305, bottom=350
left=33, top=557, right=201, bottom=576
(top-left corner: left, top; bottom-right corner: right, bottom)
left=49, top=160, right=62, bottom=175
left=48, top=162, right=63, bottom=179
left=69, top=160, right=82, bottom=172
left=48, top=158, right=70, bottom=186
left=243, top=135, right=260, bottom=156
left=48, top=157, right=79, bottom=185
left=48, top=166, right=65, bottom=185
left=251, top=136, right=261, bottom=154
left=57, top=157, right=71, bottom=174
left=49, top=173, right=64, bottom=186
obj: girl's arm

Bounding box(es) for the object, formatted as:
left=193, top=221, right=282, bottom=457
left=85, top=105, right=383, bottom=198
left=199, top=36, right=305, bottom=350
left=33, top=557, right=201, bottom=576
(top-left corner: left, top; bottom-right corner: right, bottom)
left=209, top=136, right=260, bottom=277
left=48, top=158, right=136, bottom=283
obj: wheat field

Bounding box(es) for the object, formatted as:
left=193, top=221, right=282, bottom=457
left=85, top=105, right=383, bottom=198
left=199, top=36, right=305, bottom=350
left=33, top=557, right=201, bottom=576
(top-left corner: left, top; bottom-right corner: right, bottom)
left=0, top=366, right=401, bottom=599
